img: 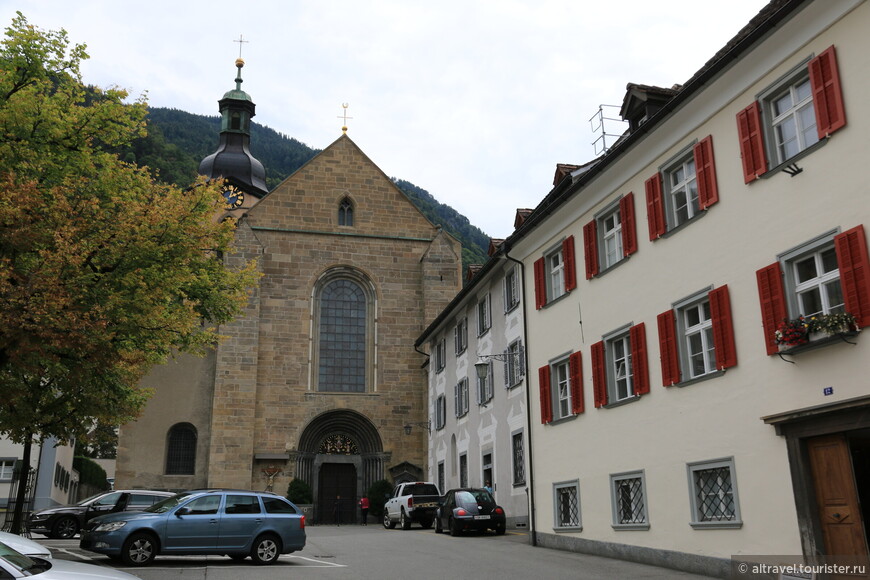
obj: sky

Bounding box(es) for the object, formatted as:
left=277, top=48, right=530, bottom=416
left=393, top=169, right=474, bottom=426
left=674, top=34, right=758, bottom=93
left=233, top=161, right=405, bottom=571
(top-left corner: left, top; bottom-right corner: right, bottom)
left=2, top=0, right=770, bottom=238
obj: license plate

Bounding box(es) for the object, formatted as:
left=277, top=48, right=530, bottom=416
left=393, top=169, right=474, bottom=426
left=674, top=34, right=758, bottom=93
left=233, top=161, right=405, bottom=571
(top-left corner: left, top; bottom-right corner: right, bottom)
left=473, top=515, right=491, bottom=520
left=418, top=502, right=437, bottom=508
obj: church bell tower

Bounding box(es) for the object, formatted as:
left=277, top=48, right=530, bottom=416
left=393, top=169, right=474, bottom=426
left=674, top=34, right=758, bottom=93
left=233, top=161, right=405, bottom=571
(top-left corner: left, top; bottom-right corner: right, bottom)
left=198, top=58, right=269, bottom=204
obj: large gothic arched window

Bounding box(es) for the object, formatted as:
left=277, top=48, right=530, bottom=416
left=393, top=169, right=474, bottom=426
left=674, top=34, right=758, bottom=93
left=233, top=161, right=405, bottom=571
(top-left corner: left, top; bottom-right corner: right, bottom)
left=314, top=270, right=375, bottom=392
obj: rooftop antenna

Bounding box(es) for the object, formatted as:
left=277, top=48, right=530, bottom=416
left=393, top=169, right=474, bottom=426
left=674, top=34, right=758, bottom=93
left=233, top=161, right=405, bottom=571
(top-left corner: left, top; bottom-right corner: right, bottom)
left=589, top=104, right=628, bottom=155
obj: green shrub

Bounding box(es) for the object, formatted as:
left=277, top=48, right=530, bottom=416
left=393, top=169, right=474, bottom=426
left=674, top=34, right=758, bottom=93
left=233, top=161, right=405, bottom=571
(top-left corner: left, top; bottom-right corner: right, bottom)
left=72, top=456, right=109, bottom=490
left=366, top=479, right=393, bottom=520
left=286, top=478, right=313, bottom=504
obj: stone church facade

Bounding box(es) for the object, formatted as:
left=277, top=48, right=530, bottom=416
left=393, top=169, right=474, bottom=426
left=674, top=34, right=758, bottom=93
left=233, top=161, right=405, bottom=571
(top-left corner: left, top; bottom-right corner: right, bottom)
left=115, top=61, right=461, bottom=522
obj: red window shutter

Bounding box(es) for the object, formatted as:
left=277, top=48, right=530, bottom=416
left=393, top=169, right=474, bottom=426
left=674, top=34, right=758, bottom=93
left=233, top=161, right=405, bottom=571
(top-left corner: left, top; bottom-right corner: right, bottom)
left=834, top=225, right=870, bottom=328
left=630, top=323, right=649, bottom=396
left=645, top=173, right=666, bottom=241
left=569, top=351, right=584, bottom=415
left=657, top=310, right=680, bottom=386
left=538, top=365, right=552, bottom=424
left=533, top=257, right=546, bottom=310
left=736, top=102, right=768, bottom=183
left=582, top=221, right=599, bottom=279
left=709, top=285, right=738, bottom=369
left=809, top=45, right=846, bottom=138
left=620, top=193, right=638, bottom=256
left=756, top=263, right=788, bottom=355
left=591, top=341, right=607, bottom=408
left=693, top=135, right=719, bottom=210
left=563, top=235, right=577, bottom=291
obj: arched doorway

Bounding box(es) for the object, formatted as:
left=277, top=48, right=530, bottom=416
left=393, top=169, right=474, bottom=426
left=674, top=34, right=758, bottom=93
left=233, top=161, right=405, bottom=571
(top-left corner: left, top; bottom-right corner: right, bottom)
left=295, top=410, right=388, bottom=524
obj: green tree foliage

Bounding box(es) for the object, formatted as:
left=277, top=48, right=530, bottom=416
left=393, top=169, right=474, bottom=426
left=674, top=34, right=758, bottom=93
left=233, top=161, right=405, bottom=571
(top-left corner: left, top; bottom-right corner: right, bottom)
left=0, top=13, right=258, bottom=448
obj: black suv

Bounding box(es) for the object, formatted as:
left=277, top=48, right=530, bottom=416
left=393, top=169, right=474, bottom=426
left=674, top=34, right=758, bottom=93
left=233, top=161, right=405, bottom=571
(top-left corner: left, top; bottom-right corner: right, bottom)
left=28, top=489, right=175, bottom=539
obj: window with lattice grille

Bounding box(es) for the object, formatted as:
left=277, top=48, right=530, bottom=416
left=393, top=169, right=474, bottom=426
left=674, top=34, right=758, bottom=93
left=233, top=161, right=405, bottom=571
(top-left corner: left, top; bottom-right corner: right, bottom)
left=553, top=480, right=581, bottom=530
left=166, top=423, right=197, bottom=475
left=687, top=458, right=742, bottom=529
left=610, top=471, right=649, bottom=530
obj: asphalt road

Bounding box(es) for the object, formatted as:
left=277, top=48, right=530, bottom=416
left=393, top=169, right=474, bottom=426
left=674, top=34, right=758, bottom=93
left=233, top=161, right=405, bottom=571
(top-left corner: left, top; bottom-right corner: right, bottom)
left=33, top=524, right=719, bottom=580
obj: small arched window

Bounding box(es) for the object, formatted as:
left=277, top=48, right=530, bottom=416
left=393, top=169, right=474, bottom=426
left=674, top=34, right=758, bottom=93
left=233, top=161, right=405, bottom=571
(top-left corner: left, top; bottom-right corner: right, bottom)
left=166, top=423, right=197, bottom=475
left=338, top=198, right=354, bottom=226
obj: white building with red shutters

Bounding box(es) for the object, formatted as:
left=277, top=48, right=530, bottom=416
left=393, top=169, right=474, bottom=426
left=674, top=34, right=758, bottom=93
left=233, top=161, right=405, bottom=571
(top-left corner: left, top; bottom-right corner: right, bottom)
left=489, top=0, right=870, bottom=576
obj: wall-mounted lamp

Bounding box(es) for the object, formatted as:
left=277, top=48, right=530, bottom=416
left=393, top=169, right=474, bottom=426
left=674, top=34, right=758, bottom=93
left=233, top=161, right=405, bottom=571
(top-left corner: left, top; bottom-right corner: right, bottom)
left=475, top=346, right=525, bottom=381
left=404, top=421, right=431, bottom=435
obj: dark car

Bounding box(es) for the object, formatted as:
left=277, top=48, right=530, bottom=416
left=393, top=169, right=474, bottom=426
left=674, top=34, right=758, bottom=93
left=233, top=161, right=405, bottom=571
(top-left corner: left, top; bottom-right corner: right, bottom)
left=79, top=489, right=306, bottom=566
left=434, top=488, right=506, bottom=536
left=28, top=489, right=175, bottom=539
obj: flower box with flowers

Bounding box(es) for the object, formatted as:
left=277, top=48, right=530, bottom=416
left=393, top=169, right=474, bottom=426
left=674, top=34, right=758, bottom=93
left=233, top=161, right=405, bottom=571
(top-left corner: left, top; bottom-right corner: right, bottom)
left=775, top=312, right=860, bottom=351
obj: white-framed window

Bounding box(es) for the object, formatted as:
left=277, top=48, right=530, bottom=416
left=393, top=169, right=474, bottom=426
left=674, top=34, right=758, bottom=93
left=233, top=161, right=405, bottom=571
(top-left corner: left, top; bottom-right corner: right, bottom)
left=434, top=338, right=446, bottom=373
left=454, top=378, right=469, bottom=418
left=687, top=457, right=742, bottom=529
left=477, top=293, right=491, bottom=336
left=553, top=480, right=581, bottom=530
left=505, top=339, right=524, bottom=388
left=663, top=147, right=700, bottom=230
left=678, top=296, right=716, bottom=380
left=553, top=359, right=572, bottom=421
left=606, top=330, right=634, bottom=403
left=459, top=453, right=468, bottom=487
left=600, top=205, right=624, bottom=269
left=610, top=471, right=649, bottom=530
left=737, top=46, right=845, bottom=183
left=0, top=459, right=15, bottom=481
left=434, top=394, right=447, bottom=430
left=504, top=267, right=520, bottom=312
left=481, top=452, right=493, bottom=491
left=477, top=361, right=493, bottom=406
left=547, top=247, right=565, bottom=301
left=454, top=318, right=468, bottom=355
left=758, top=59, right=820, bottom=166
left=781, top=232, right=844, bottom=318
left=511, top=432, right=525, bottom=486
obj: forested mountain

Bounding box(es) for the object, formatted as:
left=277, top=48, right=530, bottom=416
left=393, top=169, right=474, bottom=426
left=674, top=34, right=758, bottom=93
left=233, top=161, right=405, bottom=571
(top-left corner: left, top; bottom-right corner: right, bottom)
left=126, top=108, right=490, bottom=273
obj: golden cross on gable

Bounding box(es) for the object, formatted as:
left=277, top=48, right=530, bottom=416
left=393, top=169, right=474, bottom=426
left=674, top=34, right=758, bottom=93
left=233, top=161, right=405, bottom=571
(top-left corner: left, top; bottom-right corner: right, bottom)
left=338, top=103, right=353, bottom=133
left=234, top=34, right=249, bottom=59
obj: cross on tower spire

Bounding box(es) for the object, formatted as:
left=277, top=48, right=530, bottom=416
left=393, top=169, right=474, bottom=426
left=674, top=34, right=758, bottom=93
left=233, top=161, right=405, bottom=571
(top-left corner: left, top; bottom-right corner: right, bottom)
left=338, top=103, right=353, bottom=133
left=234, top=34, right=249, bottom=59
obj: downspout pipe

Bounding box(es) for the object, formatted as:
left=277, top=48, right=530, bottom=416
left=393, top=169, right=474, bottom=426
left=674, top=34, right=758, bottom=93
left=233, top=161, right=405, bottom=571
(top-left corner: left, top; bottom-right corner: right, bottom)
left=503, top=249, right=537, bottom=547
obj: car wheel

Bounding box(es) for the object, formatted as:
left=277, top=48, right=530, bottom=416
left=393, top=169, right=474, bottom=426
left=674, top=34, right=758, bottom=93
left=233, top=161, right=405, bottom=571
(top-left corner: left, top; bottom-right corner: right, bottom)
left=400, top=509, right=411, bottom=530
left=434, top=516, right=443, bottom=534
left=250, top=534, right=281, bottom=565
left=121, top=532, right=157, bottom=567
left=449, top=517, right=461, bottom=537
left=51, top=516, right=79, bottom=539
left=495, top=522, right=506, bottom=535
left=383, top=510, right=396, bottom=529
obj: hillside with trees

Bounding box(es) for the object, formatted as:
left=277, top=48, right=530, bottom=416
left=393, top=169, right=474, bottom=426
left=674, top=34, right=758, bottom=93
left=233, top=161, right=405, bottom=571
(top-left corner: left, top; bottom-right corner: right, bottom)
left=128, top=108, right=490, bottom=273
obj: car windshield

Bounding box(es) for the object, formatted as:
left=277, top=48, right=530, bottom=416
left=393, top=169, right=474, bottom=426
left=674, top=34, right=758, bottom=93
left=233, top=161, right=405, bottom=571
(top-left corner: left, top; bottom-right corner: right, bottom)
left=405, top=484, right=439, bottom=496
left=0, top=541, right=42, bottom=573
left=455, top=490, right=495, bottom=508
left=145, top=492, right=194, bottom=513
left=75, top=491, right=109, bottom=507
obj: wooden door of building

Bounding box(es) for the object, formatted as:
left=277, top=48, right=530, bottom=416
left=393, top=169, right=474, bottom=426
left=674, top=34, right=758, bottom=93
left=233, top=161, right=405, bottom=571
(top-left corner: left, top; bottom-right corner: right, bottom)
left=807, top=434, right=870, bottom=565
left=318, top=463, right=356, bottom=524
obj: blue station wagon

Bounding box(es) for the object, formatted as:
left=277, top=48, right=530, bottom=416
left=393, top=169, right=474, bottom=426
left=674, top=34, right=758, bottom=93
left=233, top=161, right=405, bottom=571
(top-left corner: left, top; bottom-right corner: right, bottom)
left=79, top=489, right=305, bottom=566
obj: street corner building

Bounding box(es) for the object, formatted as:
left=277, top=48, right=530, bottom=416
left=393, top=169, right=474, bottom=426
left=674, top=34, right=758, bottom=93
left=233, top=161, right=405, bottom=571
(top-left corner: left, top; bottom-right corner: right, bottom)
left=114, top=58, right=462, bottom=523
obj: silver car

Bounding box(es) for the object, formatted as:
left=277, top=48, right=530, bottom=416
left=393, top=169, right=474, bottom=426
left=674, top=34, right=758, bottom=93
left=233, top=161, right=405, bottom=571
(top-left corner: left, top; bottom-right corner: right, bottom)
left=0, top=540, right=142, bottom=579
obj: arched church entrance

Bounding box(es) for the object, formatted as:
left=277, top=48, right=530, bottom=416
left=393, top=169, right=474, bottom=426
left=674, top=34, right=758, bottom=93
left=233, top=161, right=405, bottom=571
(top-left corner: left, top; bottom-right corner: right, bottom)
left=295, top=409, right=388, bottom=524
